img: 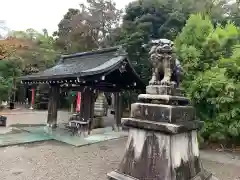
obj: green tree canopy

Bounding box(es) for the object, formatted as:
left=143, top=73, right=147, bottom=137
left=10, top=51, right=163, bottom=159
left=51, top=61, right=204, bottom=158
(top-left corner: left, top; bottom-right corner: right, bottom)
left=9, top=29, right=59, bottom=74
left=112, top=0, right=236, bottom=83
left=175, top=13, right=240, bottom=143
left=0, top=56, right=23, bottom=101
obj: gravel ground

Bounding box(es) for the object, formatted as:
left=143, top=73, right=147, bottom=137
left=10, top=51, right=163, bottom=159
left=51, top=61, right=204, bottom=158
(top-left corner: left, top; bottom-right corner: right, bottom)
left=1, top=109, right=240, bottom=180
left=0, top=138, right=239, bottom=180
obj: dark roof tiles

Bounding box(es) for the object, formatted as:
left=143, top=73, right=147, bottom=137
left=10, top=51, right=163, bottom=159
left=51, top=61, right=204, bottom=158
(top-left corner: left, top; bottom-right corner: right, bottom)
left=20, top=46, right=146, bottom=90
left=21, top=47, right=124, bottom=80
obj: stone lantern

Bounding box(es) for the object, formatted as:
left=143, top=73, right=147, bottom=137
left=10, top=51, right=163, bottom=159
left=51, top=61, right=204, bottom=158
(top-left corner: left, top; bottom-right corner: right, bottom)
left=107, top=39, right=218, bottom=180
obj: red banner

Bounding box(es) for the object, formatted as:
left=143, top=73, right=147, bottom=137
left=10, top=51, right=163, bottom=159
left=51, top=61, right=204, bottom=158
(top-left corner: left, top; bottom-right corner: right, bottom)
left=76, top=92, right=81, bottom=112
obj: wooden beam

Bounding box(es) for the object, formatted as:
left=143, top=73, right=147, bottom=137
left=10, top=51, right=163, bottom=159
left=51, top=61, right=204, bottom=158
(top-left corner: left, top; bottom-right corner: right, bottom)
left=47, top=85, right=60, bottom=128
left=62, top=85, right=121, bottom=92
left=61, top=86, right=86, bottom=92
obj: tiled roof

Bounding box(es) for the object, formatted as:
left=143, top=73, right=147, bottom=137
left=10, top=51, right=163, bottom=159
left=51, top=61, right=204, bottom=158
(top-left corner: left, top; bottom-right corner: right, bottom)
left=20, top=46, right=146, bottom=90
left=21, top=46, right=126, bottom=80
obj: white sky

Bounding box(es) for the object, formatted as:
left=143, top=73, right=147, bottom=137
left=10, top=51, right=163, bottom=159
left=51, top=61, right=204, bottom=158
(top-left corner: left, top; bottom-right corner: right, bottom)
left=0, top=0, right=132, bottom=35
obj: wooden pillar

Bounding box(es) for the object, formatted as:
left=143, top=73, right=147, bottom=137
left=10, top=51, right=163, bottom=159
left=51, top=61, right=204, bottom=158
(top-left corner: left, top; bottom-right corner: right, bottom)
left=47, top=85, right=60, bottom=128
left=80, top=90, right=85, bottom=119
left=119, top=92, right=123, bottom=121
left=114, top=92, right=122, bottom=130
left=83, top=87, right=91, bottom=121
left=29, top=88, right=35, bottom=110
left=111, top=93, right=114, bottom=114
left=88, top=89, right=95, bottom=134
left=24, top=85, right=28, bottom=108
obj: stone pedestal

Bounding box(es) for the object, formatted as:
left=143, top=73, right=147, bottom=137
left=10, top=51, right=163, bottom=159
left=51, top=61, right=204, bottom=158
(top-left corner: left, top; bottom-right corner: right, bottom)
left=107, top=85, right=218, bottom=180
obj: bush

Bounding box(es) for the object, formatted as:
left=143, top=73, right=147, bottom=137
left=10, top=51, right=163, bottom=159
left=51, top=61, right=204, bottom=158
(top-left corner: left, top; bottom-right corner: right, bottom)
left=175, top=14, right=240, bottom=144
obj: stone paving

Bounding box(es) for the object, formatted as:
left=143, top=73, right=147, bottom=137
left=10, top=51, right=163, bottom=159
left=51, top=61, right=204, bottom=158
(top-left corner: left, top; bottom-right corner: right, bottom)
left=1, top=109, right=115, bottom=127
left=0, top=109, right=122, bottom=147
left=1, top=110, right=72, bottom=126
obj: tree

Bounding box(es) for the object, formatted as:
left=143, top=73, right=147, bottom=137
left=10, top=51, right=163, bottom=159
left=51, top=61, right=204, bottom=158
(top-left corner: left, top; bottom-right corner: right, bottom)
left=224, top=0, right=240, bottom=26
left=175, top=14, right=214, bottom=83
left=0, top=43, right=9, bottom=60
left=175, top=14, right=240, bottom=144
left=116, top=0, right=190, bottom=83
left=0, top=36, right=33, bottom=60
left=54, top=0, right=122, bottom=53
left=0, top=29, right=59, bottom=103
left=0, top=55, right=23, bottom=101
left=9, top=29, right=59, bottom=74
left=117, top=0, right=240, bottom=83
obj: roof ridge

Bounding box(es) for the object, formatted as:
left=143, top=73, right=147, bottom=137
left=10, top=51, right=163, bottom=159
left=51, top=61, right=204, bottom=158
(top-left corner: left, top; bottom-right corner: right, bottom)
left=61, top=46, right=122, bottom=59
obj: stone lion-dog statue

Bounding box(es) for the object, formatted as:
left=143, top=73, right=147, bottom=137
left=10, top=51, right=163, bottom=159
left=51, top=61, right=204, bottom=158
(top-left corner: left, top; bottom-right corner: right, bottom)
left=149, top=39, right=181, bottom=86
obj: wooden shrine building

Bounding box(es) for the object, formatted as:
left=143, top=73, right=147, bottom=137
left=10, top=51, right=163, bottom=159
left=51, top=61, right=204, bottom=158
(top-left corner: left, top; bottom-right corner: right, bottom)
left=20, top=46, right=145, bottom=130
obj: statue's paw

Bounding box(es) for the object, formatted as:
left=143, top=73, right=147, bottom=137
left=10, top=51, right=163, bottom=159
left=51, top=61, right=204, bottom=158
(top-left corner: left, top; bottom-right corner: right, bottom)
left=160, top=79, right=170, bottom=86
left=149, top=80, right=159, bottom=85
left=170, top=81, right=177, bottom=86
left=149, top=80, right=155, bottom=85
left=149, top=82, right=157, bottom=85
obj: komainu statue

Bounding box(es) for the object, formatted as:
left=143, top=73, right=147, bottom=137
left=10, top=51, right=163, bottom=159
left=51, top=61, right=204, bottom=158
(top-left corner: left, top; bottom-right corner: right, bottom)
left=149, top=39, right=180, bottom=86
left=107, top=38, right=218, bottom=180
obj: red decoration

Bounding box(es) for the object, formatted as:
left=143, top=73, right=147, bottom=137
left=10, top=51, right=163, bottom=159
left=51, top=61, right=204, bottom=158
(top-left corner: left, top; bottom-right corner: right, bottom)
left=76, top=92, right=81, bottom=112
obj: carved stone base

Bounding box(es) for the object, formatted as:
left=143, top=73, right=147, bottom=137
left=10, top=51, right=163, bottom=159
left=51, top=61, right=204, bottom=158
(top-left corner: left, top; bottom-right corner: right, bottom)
left=107, top=128, right=218, bottom=180
left=146, top=85, right=182, bottom=96
left=130, top=102, right=195, bottom=123
left=138, top=94, right=189, bottom=105
left=108, top=84, right=218, bottom=180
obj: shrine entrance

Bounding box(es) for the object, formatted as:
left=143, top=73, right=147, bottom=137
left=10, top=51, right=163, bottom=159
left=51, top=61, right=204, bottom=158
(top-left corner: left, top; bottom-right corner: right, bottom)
left=20, top=46, right=145, bottom=134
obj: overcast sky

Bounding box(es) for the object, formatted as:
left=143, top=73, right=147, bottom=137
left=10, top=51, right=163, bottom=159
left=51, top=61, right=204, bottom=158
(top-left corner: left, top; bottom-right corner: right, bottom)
left=0, top=0, right=132, bottom=35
